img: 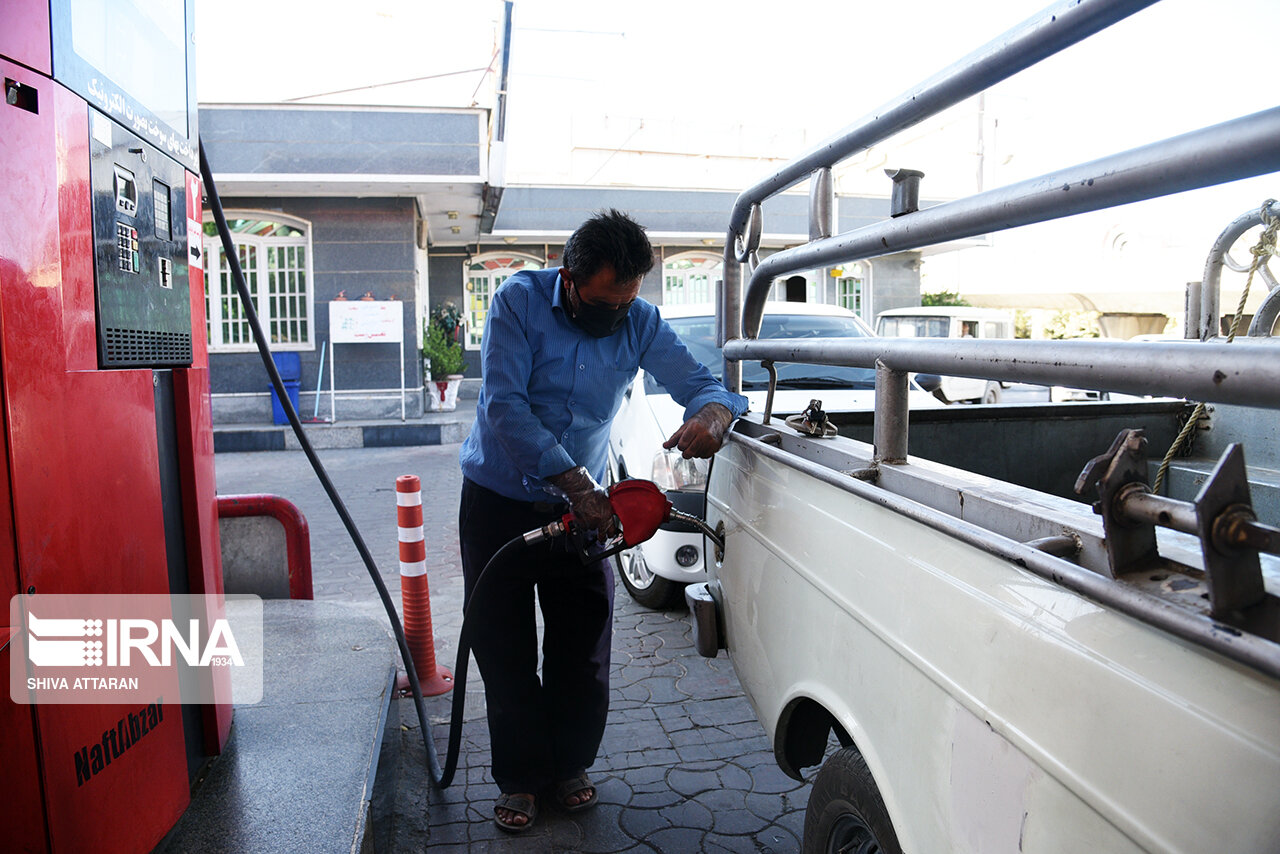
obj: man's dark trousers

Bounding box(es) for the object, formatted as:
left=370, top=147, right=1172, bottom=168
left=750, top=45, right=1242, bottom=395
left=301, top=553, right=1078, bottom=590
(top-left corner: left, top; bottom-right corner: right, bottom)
left=458, top=478, right=615, bottom=795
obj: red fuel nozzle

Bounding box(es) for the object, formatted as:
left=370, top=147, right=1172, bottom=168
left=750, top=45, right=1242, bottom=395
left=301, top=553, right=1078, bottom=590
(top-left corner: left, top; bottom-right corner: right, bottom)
left=609, top=479, right=723, bottom=555
left=608, top=479, right=673, bottom=547
left=517, top=479, right=676, bottom=562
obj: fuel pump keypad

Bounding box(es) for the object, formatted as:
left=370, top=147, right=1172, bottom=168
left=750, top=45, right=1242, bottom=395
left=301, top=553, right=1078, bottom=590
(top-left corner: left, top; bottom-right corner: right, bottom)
left=116, top=223, right=140, bottom=273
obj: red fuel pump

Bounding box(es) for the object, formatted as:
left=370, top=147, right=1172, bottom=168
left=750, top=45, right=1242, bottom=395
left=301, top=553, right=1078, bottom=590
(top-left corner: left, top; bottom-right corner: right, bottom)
left=1, top=2, right=228, bottom=852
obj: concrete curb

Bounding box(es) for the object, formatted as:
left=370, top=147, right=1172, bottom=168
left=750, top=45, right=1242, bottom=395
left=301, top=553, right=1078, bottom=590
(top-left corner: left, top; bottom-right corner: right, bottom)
left=214, top=405, right=476, bottom=452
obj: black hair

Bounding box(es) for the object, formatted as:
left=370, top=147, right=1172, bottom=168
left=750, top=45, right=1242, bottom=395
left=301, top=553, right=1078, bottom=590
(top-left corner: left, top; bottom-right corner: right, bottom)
left=562, top=209, right=655, bottom=285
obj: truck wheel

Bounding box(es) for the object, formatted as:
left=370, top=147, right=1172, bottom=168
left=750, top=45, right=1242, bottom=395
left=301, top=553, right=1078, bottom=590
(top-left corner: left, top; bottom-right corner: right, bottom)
left=981, top=381, right=1003, bottom=404
left=803, top=747, right=902, bottom=854
left=615, top=545, right=683, bottom=609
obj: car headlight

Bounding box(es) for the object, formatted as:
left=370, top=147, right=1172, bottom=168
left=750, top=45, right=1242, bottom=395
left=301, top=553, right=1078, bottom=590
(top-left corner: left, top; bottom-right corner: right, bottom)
left=650, top=449, right=708, bottom=491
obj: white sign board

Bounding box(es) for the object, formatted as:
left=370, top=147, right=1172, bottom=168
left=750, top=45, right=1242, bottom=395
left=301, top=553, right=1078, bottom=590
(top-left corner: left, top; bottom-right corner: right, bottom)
left=326, top=300, right=409, bottom=422
left=328, top=300, right=404, bottom=343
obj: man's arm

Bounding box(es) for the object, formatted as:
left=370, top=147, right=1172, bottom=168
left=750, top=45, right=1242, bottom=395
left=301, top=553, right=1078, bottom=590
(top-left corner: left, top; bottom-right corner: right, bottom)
left=639, top=314, right=748, bottom=459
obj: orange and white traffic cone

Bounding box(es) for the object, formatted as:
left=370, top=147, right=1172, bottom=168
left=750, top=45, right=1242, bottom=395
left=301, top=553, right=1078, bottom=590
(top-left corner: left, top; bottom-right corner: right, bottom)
left=395, top=474, right=453, bottom=696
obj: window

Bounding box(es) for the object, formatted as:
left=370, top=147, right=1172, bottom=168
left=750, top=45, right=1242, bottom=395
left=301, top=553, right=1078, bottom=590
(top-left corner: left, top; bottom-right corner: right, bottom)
left=466, top=255, right=542, bottom=349
left=663, top=253, right=721, bottom=306
left=202, top=214, right=313, bottom=351
left=984, top=321, right=1010, bottom=338
left=879, top=316, right=950, bottom=338
left=836, top=262, right=871, bottom=321
left=837, top=276, right=863, bottom=314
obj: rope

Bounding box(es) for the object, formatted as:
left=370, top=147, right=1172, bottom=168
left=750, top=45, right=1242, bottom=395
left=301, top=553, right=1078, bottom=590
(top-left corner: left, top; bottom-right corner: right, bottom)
left=1152, top=201, right=1278, bottom=495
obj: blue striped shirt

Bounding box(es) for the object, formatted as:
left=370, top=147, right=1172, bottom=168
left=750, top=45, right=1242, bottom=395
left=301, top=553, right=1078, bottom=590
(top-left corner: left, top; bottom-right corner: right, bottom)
left=459, top=268, right=748, bottom=502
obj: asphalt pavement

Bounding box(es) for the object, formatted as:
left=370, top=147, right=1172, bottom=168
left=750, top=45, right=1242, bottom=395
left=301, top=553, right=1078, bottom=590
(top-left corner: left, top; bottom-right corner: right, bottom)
left=215, top=443, right=814, bottom=852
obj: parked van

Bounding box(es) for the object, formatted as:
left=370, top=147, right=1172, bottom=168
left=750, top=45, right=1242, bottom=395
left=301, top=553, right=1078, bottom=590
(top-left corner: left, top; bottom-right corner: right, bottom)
left=876, top=306, right=1014, bottom=402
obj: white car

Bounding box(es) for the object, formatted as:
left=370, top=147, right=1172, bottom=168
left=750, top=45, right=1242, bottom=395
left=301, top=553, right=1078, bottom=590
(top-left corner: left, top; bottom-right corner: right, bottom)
left=609, top=302, right=939, bottom=608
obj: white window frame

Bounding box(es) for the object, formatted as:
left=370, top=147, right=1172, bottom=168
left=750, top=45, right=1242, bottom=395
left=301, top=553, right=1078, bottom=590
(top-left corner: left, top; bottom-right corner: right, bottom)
left=202, top=211, right=315, bottom=352
left=465, top=253, right=543, bottom=351
left=836, top=260, right=873, bottom=322
left=663, top=252, right=722, bottom=306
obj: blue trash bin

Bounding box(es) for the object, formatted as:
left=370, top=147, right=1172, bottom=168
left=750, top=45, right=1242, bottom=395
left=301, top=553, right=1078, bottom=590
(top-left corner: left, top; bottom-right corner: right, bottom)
left=272, top=352, right=302, bottom=381
left=269, top=352, right=303, bottom=424
left=270, top=380, right=301, bottom=425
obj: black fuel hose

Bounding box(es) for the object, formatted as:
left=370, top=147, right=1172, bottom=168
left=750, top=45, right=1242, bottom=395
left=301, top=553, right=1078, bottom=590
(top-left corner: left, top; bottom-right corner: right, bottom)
left=200, top=142, right=510, bottom=790
left=439, top=535, right=526, bottom=785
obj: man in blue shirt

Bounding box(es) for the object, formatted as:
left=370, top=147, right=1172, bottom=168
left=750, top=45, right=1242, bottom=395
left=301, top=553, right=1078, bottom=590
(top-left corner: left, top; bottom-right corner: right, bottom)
left=458, top=210, right=747, bottom=831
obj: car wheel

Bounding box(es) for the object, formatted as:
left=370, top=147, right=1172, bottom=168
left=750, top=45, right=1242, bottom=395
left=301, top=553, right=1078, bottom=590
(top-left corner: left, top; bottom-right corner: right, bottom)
left=615, top=545, right=683, bottom=609
left=803, top=747, right=902, bottom=854
left=981, top=381, right=1003, bottom=404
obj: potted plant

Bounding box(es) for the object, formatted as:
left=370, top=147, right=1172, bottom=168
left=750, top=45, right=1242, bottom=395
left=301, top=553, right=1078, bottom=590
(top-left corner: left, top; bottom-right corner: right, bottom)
left=422, top=311, right=466, bottom=411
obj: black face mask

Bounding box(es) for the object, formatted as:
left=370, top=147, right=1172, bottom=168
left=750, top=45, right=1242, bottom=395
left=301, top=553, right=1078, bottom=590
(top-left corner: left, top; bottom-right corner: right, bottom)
left=568, top=282, right=631, bottom=338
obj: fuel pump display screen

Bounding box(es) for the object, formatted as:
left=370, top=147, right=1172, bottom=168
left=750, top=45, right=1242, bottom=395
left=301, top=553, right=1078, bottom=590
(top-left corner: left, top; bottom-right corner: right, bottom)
left=67, top=0, right=187, bottom=134
left=50, top=0, right=198, bottom=171
left=113, top=165, right=137, bottom=215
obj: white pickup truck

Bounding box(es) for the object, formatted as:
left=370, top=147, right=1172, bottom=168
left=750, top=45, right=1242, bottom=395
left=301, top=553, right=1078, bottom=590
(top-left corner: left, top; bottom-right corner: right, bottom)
left=685, top=2, right=1280, bottom=852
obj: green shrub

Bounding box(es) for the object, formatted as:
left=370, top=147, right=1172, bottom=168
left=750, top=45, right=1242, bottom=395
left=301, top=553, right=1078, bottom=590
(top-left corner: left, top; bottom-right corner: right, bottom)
left=422, top=321, right=466, bottom=377
left=920, top=290, right=970, bottom=307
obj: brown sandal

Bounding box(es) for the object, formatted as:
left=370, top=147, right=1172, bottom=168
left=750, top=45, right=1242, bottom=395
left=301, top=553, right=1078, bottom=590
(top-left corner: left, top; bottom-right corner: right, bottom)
left=493, top=792, right=537, bottom=832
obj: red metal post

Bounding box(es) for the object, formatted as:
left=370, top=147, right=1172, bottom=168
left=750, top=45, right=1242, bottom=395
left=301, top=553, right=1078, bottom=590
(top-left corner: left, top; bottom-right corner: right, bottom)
left=215, top=494, right=314, bottom=600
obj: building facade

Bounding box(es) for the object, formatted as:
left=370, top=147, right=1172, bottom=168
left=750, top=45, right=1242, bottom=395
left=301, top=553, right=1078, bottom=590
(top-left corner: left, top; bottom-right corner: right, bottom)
left=200, top=105, right=926, bottom=423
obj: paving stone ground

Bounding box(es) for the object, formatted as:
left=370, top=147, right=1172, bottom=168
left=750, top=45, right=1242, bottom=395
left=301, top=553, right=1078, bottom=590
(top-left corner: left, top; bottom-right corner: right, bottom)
left=215, top=443, right=818, bottom=852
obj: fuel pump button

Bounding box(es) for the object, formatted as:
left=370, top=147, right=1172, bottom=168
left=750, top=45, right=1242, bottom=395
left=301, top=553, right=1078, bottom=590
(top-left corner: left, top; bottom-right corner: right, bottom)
left=114, top=222, right=142, bottom=273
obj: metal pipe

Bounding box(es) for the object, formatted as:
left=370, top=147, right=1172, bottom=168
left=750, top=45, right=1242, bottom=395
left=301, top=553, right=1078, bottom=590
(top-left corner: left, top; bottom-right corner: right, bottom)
left=1116, top=488, right=1199, bottom=535
left=723, top=336, right=1280, bottom=409
left=725, top=0, right=1157, bottom=237
left=721, top=231, right=743, bottom=392
left=1199, top=200, right=1280, bottom=340
left=886, top=168, right=925, bottom=217
left=1248, top=285, right=1280, bottom=338
left=714, top=275, right=725, bottom=365
left=741, top=107, right=1280, bottom=337
left=1183, top=280, right=1202, bottom=339
left=496, top=1, right=514, bottom=142
left=1216, top=511, right=1280, bottom=555
left=725, top=431, right=1280, bottom=680
left=874, top=361, right=909, bottom=463
left=809, top=167, right=834, bottom=241
left=670, top=506, right=726, bottom=554
left=761, top=360, right=777, bottom=425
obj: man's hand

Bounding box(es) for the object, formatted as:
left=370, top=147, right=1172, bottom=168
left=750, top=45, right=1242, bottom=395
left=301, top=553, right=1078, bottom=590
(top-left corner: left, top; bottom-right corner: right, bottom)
left=663, top=403, right=734, bottom=459
left=548, top=466, right=617, bottom=542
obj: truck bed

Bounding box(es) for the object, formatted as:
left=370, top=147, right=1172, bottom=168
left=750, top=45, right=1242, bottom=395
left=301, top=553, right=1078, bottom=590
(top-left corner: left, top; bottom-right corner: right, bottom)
left=825, top=399, right=1187, bottom=503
